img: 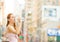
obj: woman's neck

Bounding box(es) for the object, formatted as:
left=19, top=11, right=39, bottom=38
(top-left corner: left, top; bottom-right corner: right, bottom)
left=9, top=22, right=14, bottom=26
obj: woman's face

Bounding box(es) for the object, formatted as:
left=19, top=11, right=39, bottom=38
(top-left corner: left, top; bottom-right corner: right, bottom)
left=9, top=14, right=15, bottom=23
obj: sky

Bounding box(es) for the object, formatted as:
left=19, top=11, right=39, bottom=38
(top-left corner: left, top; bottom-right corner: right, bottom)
left=4, top=0, right=25, bottom=16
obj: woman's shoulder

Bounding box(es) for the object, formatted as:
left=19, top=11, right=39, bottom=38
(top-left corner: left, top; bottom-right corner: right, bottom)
left=7, top=25, right=13, bottom=29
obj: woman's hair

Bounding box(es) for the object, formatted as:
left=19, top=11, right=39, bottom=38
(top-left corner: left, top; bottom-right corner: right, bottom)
left=6, top=13, right=16, bottom=29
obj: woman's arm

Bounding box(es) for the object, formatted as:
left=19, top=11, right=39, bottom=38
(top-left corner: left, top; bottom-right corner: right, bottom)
left=16, top=17, right=22, bottom=34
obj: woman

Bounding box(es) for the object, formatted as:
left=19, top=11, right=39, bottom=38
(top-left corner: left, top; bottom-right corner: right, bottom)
left=5, top=13, right=21, bottom=42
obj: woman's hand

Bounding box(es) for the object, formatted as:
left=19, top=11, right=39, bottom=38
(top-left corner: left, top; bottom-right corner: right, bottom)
left=17, top=17, right=21, bottom=23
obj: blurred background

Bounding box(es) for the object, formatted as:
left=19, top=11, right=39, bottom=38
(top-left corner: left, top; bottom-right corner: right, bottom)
left=0, top=0, right=60, bottom=42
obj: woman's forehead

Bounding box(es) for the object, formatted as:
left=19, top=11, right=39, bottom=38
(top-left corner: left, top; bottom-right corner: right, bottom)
left=11, top=15, right=14, bottom=17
